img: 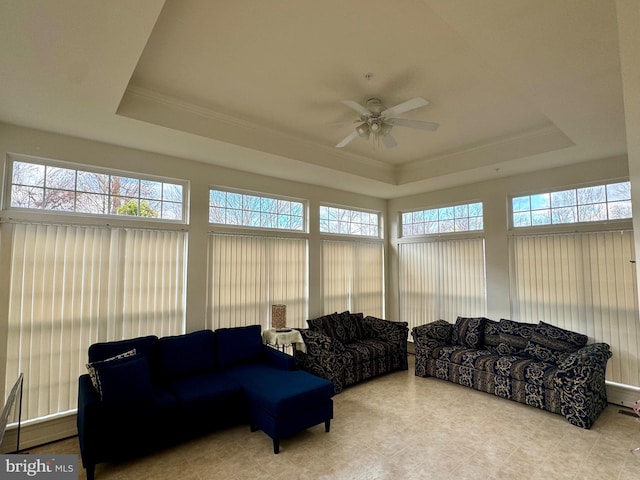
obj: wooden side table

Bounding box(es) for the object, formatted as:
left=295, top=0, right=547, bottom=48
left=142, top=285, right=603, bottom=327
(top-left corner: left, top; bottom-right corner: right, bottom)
left=262, top=329, right=306, bottom=354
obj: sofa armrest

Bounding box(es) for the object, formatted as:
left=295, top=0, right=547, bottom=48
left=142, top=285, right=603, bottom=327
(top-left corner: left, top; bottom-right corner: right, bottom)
left=554, top=342, right=612, bottom=429
left=263, top=345, right=296, bottom=370
left=411, top=320, right=453, bottom=348
left=363, top=316, right=409, bottom=344
left=296, top=329, right=346, bottom=393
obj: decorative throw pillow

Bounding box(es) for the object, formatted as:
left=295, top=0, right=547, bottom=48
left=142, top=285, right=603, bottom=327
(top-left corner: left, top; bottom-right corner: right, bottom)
left=307, top=313, right=339, bottom=337
left=86, top=353, right=154, bottom=403
left=451, top=317, right=486, bottom=349
left=498, top=319, right=535, bottom=356
left=417, top=319, right=453, bottom=344
left=524, top=321, right=588, bottom=364
left=483, top=319, right=501, bottom=353
left=339, top=311, right=365, bottom=343
left=86, top=348, right=136, bottom=392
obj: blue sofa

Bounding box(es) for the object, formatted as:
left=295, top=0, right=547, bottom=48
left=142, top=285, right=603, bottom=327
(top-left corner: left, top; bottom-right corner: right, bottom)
left=77, top=325, right=335, bottom=480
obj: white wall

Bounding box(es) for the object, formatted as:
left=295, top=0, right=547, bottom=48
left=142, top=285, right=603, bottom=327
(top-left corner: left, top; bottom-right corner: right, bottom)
left=386, top=154, right=630, bottom=323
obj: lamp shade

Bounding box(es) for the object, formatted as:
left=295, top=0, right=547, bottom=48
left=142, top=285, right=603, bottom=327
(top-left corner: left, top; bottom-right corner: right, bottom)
left=271, top=304, right=287, bottom=329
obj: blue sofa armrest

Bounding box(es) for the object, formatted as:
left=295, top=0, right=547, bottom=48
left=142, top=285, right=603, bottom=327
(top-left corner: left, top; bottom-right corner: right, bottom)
left=263, top=345, right=296, bottom=370
left=555, top=342, right=612, bottom=429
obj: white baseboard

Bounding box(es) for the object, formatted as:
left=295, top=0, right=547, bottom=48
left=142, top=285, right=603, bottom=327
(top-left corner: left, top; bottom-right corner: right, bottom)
left=0, top=413, right=77, bottom=454
left=605, top=381, right=640, bottom=408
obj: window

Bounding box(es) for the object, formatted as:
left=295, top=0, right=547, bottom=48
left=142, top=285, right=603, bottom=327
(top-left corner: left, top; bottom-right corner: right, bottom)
left=5, top=224, right=186, bottom=423
left=509, top=231, right=639, bottom=386
left=322, top=240, right=384, bottom=316
left=8, top=158, right=185, bottom=221
left=209, top=189, right=304, bottom=231
left=319, top=205, right=380, bottom=237
left=399, top=238, right=486, bottom=332
left=402, top=202, right=483, bottom=237
left=207, top=234, right=308, bottom=330
left=512, top=181, right=631, bottom=227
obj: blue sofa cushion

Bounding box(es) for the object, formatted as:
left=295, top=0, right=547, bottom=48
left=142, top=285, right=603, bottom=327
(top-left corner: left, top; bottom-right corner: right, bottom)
left=88, top=335, right=162, bottom=384
left=225, top=364, right=334, bottom=416
left=452, top=316, right=487, bottom=349
left=168, top=372, right=244, bottom=410
left=159, top=330, right=216, bottom=378
left=524, top=321, right=588, bottom=365
left=87, top=354, right=154, bottom=403
left=216, top=325, right=264, bottom=369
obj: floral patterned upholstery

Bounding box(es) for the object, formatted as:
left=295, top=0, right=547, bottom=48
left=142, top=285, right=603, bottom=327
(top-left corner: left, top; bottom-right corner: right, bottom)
left=295, top=313, right=408, bottom=393
left=412, top=318, right=612, bottom=429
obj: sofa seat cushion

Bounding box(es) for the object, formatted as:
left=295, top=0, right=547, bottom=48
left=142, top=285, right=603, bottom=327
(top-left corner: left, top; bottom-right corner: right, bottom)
left=344, top=339, right=400, bottom=364
left=481, top=355, right=558, bottom=389
left=168, top=372, right=244, bottom=411
left=224, top=364, right=334, bottom=417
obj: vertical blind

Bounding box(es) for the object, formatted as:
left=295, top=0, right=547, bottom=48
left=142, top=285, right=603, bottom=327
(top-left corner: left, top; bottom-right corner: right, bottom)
left=322, top=240, right=384, bottom=316
left=399, top=238, right=487, bottom=332
left=207, top=234, right=308, bottom=330
left=5, top=223, right=187, bottom=422
left=510, top=231, right=639, bottom=386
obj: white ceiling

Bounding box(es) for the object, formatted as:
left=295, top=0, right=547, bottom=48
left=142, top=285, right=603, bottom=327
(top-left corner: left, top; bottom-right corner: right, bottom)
left=0, top=0, right=627, bottom=198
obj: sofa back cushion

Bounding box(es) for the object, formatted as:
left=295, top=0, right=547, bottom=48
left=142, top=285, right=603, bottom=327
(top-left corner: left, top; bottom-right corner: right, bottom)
left=452, top=317, right=487, bottom=349
left=497, top=319, right=535, bottom=356
left=483, top=319, right=501, bottom=353
left=88, top=335, right=162, bottom=384
left=159, top=330, right=216, bottom=379
left=307, top=313, right=345, bottom=341
left=524, top=321, right=588, bottom=364
left=339, top=311, right=366, bottom=343
left=216, top=325, right=264, bottom=369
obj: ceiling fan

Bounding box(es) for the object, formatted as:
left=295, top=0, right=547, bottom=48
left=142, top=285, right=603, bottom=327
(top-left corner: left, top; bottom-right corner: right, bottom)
left=336, top=97, right=439, bottom=149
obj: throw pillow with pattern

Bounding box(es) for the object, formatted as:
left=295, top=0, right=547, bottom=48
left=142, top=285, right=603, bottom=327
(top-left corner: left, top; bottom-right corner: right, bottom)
left=524, top=321, right=588, bottom=365
left=452, top=316, right=487, bottom=349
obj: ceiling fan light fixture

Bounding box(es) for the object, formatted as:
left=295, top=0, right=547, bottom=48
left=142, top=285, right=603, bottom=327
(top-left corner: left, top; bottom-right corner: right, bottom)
left=356, top=123, right=370, bottom=137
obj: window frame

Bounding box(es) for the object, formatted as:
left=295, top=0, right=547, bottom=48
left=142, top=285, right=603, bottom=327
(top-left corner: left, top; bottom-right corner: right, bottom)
left=319, top=203, right=382, bottom=239
left=400, top=201, right=484, bottom=239
left=4, top=154, right=188, bottom=224
left=509, top=180, right=632, bottom=232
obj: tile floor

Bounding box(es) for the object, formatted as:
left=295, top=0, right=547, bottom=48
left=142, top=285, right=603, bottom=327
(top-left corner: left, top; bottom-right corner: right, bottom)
left=30, top=356, right=640, bottom=479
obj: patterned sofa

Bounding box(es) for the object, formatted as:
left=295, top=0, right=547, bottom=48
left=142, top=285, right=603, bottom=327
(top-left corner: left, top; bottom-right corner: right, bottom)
left=294, top=312, right=409, bottom=393
left=412, top=317, right=612, bottom=429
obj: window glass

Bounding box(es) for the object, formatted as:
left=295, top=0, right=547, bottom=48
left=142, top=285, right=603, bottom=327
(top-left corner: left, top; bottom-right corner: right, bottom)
left=512, top=181, right=631, bottom=228
left=402, top=202, right=483, bottom=237
left=8, top=159, right=185, bottom=221
left=209, top=188, right=305, bottom=232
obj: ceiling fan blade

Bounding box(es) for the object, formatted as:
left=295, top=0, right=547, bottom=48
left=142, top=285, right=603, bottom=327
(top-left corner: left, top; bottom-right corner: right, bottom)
left=381, top=97, right=429, bottom=117
left=382, top=133, right=397, bottom=149
left=341, top=100, right=371, bottom=117
left=336, top=130, right=359, bottom=148
left=385, top=117, right=439, bottom=131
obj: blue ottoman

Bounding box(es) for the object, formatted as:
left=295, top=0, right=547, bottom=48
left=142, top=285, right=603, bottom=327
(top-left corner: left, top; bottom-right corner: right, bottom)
left=224, top=364, right=335, bottom=453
